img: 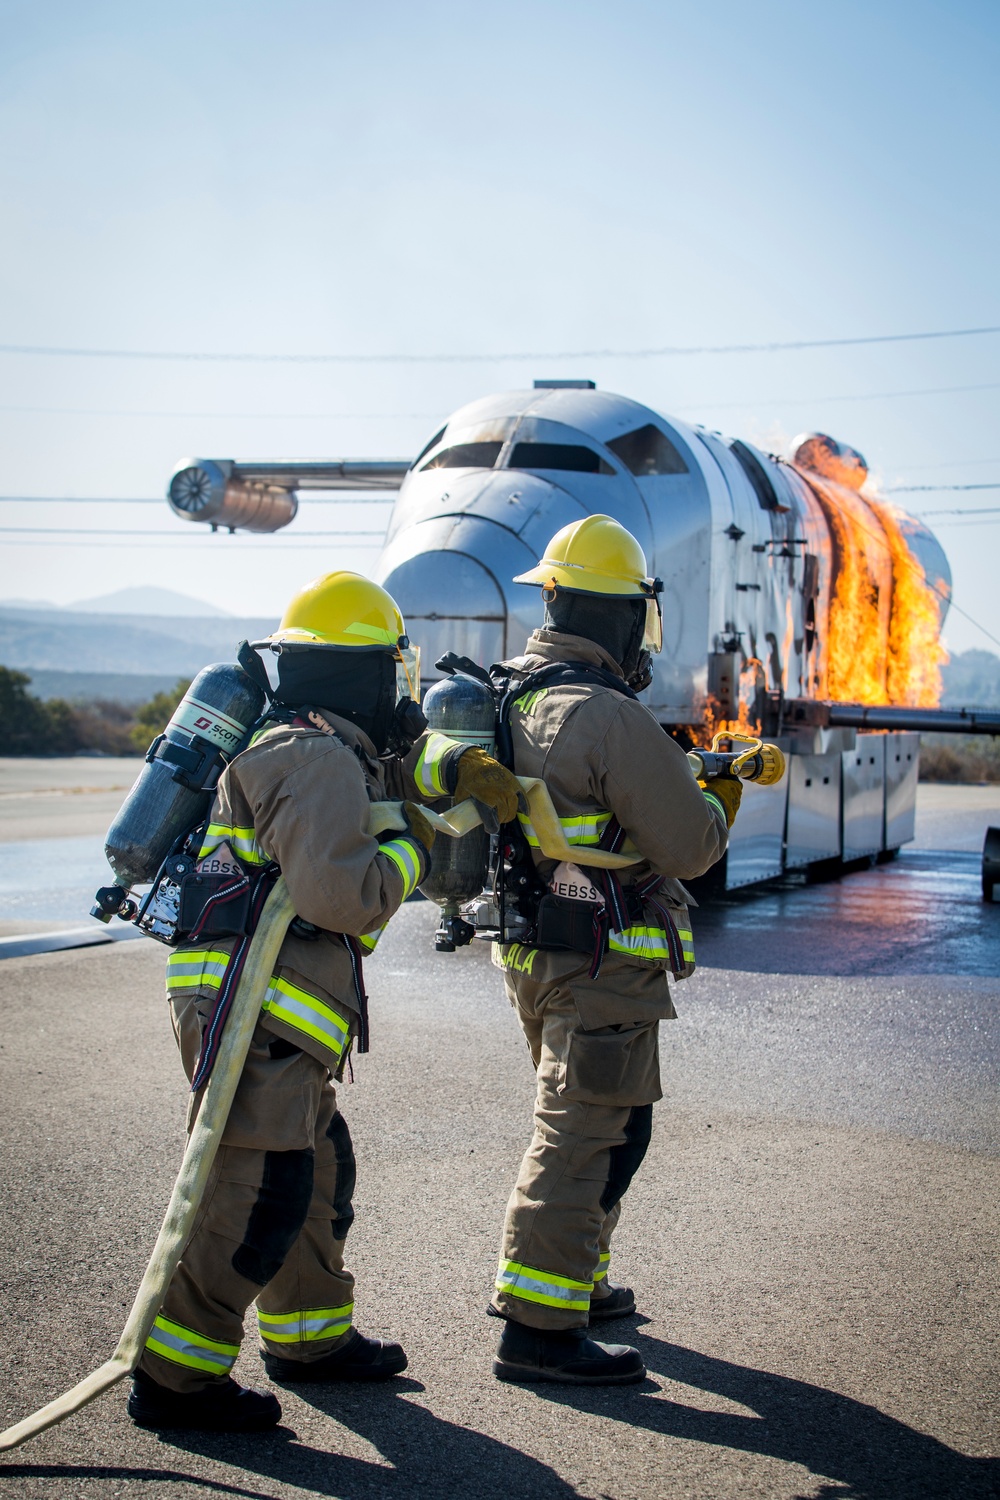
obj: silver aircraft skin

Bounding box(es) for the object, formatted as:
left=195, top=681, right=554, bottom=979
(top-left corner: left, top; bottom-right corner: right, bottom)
left=166, top=382, right=953, bottom=888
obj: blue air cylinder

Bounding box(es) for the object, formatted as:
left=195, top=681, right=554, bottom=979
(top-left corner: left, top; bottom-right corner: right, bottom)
left=97, top=662, right=265, bottom=902
left=418, top=672, right=496, bottom=907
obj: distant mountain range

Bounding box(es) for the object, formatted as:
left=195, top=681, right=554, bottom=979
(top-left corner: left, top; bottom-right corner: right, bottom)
left=939, top=649, right=1000, bottom=710
left=0, top=603, right=277, bottom=677
left=0, top=586, right=232, bottom=618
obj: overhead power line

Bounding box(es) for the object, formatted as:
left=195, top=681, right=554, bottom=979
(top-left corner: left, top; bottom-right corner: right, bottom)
left=910, top=506, right=1000, bottom=517
left=680, top=380, right=1000, bottom=412
left=0, top=405, right=439, bottom=419
left=0, top=537, right=382, bottom=551
left=0, top=494, right=387, bottom=507
left=0, top=526, right=386, bottom=538
left=4, top=380, right=998, bottom=423
left=1, top=324, right=999, bottom=364
left=883, top=482, right=1000, bottom=493
left=819, top=487, right=1000, bottom=651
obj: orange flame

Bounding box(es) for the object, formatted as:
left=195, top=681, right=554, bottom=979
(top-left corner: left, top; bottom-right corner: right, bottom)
left=704, top=659, right=764, bottom=739
left=869, top=498, right=948, bottom=706
left=804, top=475, right=947, bottom=707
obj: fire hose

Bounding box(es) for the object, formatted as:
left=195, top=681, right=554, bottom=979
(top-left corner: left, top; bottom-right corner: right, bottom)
left=0, top=877, right=297, bottom=1454
left=373, top=738, right=786, bottom=863
left=0, top=794, right=598, bottom=1451
left=1, top=749, right=785, bottom=1449
left=371, top=777, right=642, bottom=868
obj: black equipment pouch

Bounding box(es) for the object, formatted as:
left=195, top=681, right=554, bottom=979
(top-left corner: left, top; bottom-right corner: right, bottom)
left=177, top=869, right=253, bottom=939
left=534, top=893, right=601, bottom=953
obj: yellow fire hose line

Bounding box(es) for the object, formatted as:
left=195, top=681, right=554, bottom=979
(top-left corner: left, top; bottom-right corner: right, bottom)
left=0, top=877, right=297, bottom=1454
left=0, top=779, right=643, bottom=1452
left=370, top=777, right=641, bottom=869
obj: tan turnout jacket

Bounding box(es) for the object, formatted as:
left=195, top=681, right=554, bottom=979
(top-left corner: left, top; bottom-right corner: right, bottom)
left=165, top=710, right=466, bottom=1078
left=496, top=628, right=728, bottom=984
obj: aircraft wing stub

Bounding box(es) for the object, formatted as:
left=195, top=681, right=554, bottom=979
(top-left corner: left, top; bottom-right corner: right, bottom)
left=167, top=457, right=412, bottom=532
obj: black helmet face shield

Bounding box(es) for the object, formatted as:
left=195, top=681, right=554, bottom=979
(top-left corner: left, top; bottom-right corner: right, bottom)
left=250, top=640, right=423, bottom=754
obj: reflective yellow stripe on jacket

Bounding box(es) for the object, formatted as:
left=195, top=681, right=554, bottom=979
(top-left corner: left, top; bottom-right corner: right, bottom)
left=262, top=976, right=351, bottom=1061
left=144, top=1315, right=239, bottom=1375
left=379, top=835, right=424, bottom=900
left=198, top=821, right=269, bottom=867
left=413, top=731, right=459, bottom=797
left=167, top=950, right=352, bottom=1062
left=517, top=810, right=613, bottom=849
left=608, top=921, right=695, bottom=966
left=165, top=948, right=231, bottom=990
left=257, top=1302, right=354, bottom=1345
left=701, top=789, right=728, bottom=828
left=495, top=1259, right=592, bottom=1312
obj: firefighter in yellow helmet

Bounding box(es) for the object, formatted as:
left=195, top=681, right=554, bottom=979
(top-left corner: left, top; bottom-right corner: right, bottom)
left=488, top=516, right=737, bottom=1385
left=129, top=571, right=520, bottom=1433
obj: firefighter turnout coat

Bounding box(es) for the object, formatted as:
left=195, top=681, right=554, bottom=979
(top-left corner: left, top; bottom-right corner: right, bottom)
left=140, top=710, right=466, bottom=1392
left=491, top=628, right=729, bottom=1329
left=166, top=710, right=465, bottom=1094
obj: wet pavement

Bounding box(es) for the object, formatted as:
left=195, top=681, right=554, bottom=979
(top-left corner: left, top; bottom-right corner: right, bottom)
left=0, top=781, right=997, bottom=1497
left=694, top=848, right=1000, bottom=978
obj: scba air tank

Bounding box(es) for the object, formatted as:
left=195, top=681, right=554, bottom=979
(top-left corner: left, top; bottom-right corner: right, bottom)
left=96, top=662, right=265, bottom=908
left=418, top=670, right=497, bottom=945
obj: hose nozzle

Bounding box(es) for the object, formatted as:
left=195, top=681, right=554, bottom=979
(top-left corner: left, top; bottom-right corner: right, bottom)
left=687, top=732, right=786, bottom=786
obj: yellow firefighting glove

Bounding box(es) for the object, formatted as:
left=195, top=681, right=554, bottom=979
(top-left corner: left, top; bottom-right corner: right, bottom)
left=402, top=800, right=437, bottom=852
left=453, top=747, right=522, bottom=824
left=699, top=776, right=742, bottom=828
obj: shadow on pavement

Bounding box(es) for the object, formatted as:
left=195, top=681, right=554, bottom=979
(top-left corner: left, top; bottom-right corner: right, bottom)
left=2, top=1377, right=580, bottom=1499
left=4, top=1349, right=996, bottom=1498
left=534, top=1330, right=1000, bottom=1500
left=167, top=1376, right=579, bottom=1499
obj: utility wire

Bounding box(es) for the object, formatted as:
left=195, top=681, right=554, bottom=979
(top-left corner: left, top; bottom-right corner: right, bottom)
left=0, top=537, right=382, bottom=550
left=679, top=379, right=1000, bottom=411
left=1, top=323, right=999, bottom=364
left=0, top=405, right=438, bottom=419
left=0, top=526, right=386, bottom=538
left=883, top=482, right=1000, bottom=493
left=0, top=495, right=396, bottom=505
left=910, top=506, right=1000, bottom=517
left=4, top=381, right=999, bottom=421
left=816, top=487, right=1000, bottom=651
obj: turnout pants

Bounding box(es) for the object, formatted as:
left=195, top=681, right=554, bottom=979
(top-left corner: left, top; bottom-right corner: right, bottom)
left=491, top=952, right=668, bottom=1331
left=139, top=993, right=357, bottom=1394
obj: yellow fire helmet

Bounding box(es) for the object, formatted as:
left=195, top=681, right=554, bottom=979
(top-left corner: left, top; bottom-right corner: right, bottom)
left=514, top=515, right=663, bottom=653
left=266, top=571, right=419, bottom=697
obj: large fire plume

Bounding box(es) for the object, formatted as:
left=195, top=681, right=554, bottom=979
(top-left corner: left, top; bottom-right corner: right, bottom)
left=790, top=433, right=948, bottom=709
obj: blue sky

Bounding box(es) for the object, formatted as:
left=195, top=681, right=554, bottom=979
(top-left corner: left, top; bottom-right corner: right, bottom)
left=0, top=0, right=997, bottom=651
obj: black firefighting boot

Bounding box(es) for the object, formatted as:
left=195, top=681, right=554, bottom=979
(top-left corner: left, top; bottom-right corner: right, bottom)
left=588, top=1283, right=637, bottom=1322
left=493, top=1320, right=645, bottom=1385
left=127, top=1368, right=281, bottom=1432
left=262, top=1328, right=408, bottom=1384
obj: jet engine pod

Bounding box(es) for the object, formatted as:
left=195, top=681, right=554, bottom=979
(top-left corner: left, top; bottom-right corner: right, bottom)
left=168, top=458, right=298, bottom=533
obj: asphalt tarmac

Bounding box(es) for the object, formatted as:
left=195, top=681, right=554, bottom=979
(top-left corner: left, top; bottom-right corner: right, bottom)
left=0, top=780, right=997, bottom=1498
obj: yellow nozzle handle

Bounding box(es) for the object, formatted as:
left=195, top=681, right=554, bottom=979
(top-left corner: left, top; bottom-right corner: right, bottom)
left=687, top=732, right=786, bottom=787
left=711, top=729, right=763, bottom=774
left=369, top=778, right=640, bottom=869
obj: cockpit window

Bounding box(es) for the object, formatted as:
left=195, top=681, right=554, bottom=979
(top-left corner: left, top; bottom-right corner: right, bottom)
left=507, top=442, right=614, bottom=475
left=412, top=426, right=447, bottom=467
left=420, top=441, right=504, bottom=471
left=606, top=424, right=688, bottom=476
